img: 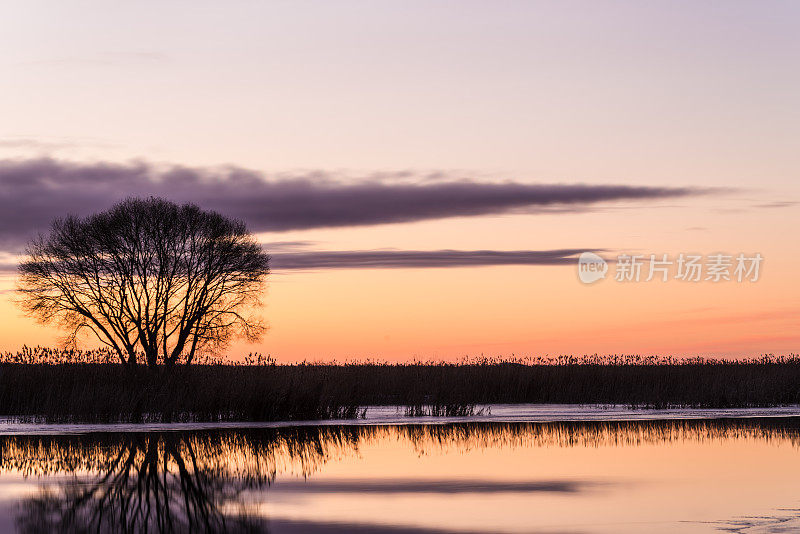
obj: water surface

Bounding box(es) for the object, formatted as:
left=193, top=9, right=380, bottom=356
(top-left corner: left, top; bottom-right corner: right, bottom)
left=2, top=408, right=800, bottom=532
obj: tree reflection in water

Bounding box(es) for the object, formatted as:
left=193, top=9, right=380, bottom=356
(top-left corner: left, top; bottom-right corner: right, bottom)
left=5, top=427, right=364, bottom=533
left=2, top=418, right=800, bottom=533
left=15, top=433, right=263, bottom=533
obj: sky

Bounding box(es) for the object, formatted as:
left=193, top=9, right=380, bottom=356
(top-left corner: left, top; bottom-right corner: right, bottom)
left=0, top=0, right=798, bottom=361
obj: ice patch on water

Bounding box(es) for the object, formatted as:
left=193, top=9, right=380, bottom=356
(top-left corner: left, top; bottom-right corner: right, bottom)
left=3, top=404, right=800, bottom=435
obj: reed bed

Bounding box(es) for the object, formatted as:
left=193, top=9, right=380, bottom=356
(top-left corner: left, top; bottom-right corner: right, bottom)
left=1, top=347, right=800, bottom=422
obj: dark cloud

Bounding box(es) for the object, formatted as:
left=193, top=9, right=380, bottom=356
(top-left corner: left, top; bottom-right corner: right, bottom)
left=270, top=249, right=589, bottom=270
left=0, top=158, right=711, bottom=252
left=0, top=248, right=602, bottom=272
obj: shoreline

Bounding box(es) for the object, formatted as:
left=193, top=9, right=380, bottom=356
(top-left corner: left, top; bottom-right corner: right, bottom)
left=4, top=404, right=800, bottom=434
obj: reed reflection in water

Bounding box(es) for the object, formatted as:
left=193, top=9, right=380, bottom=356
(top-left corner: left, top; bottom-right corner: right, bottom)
left=2, top=418, right=800, bottom=533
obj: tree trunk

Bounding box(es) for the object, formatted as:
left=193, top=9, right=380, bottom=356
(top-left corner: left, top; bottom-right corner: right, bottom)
left=127, top=349, right=138, bottom=368
left=146, top=348, right=158, bottom=368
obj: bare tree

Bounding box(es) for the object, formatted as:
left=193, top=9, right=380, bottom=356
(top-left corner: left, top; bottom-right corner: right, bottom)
left=17, top=197, right=270, bottom=368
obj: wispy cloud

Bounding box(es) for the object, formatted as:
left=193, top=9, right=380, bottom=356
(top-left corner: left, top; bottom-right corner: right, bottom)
left=0, top=137, right=119, bottom=153
left=753, top=201, right=798, bottom=209
left=0, top=139, right=75, bottom=150
left=270, top=249, right=590, bottom=270
left=18, top=51, right=168, bottom=67
left=0, top=157, right=714, bottom=252
left=0, top=248, right=597, bottom=273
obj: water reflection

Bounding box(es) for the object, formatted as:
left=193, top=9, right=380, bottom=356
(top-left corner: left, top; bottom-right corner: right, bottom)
left=2, top=418, right=800, bottom=533
left=3, top=427, right=369, bottom=533
left=11, top=433, right=262, bottom=532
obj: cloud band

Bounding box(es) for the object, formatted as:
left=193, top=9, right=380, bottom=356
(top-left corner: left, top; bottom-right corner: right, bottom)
left=0, top=157, right=709, bottom=252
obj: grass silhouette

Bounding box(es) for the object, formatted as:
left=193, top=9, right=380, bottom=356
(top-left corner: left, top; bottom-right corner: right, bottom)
left=2, top=347, right=800, bottom=422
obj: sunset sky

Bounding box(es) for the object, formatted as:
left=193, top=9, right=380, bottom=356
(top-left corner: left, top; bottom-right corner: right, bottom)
left=1, top=1, right=798, bottom=361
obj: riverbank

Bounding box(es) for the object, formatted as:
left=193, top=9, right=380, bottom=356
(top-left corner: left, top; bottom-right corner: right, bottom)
left=2, top=358, right=800, bottom=422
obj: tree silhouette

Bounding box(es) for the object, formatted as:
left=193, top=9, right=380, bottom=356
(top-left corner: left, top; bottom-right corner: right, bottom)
left=17, top=197, right=269, bottom=367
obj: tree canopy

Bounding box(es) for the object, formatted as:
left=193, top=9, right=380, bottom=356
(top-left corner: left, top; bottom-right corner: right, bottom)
left=17, top=197, right=270, bottom=367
